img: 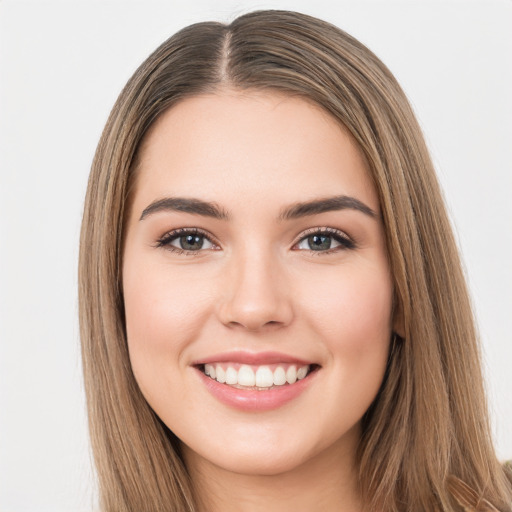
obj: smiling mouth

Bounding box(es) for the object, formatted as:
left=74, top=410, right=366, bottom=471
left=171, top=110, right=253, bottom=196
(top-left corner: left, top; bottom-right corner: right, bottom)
left=198, top=363, right=319, bottom=390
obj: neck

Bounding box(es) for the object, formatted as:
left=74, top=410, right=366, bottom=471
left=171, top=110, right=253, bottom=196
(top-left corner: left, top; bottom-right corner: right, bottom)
left=183, top=430, right=363, bottom=512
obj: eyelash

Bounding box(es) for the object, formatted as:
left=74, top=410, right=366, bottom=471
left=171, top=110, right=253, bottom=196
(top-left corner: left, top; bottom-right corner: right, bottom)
left=155, top=227, right=356, bottom=256
left=292, top=227, right=356, bottom=254
left=155, top=228, right=219, bottom=256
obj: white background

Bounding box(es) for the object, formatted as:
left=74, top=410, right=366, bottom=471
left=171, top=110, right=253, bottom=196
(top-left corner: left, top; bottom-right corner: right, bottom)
left=0, top=1, right=510, bottom=510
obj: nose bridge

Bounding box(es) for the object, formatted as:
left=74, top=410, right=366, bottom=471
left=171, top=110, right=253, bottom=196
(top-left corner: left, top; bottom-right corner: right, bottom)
left=218, top=241, right=293, bottom=331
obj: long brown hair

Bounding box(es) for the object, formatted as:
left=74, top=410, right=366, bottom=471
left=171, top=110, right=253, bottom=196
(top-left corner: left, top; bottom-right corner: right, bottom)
left=79, top=10, right=512, bottom=511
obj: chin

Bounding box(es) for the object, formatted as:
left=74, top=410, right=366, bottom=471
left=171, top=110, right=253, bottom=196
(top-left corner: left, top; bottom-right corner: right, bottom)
left=233, top=450, right=308, bottom=476
left=180, top=421, right=355, bottom=479
left=188, top=442, right=313, bottom=477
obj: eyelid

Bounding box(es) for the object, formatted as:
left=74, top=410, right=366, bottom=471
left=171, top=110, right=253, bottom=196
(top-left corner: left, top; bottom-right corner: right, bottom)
left=291, top=226, right=356, bottom=252
left=155, top=227, right=221, bottom=253
left=155, top=226, right=355, bottom=255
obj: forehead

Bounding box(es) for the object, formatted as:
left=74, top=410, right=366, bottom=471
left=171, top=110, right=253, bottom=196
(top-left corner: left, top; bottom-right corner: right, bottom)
left=133, top=90, right=378, bottom=215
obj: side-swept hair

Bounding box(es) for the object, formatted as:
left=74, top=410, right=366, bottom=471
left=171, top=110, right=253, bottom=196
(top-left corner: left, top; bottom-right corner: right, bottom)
left=79, top=10, right=512, bottom=511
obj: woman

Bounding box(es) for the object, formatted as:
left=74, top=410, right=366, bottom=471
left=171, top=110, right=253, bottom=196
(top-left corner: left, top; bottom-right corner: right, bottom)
left=79, top=10, right=512, bottom=512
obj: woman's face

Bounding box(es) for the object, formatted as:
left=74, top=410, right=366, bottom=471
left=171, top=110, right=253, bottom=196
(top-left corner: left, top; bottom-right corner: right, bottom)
left=123, top=90, right=395, bottom=477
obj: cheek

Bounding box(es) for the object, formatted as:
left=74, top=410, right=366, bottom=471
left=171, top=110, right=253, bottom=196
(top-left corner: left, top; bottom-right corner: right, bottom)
left=122, top=255, right=213, bottom=393
left=124, top=253, right=213, bottom=335
left=303, top=264, right=393, bottom=424
left=300, top=260, right=393, bottom=342
left=298, top=260, right=393, bottom=393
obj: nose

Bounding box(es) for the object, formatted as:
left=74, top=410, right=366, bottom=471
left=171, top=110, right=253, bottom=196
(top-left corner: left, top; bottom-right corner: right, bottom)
left=217, top=247, right=294, bottom=332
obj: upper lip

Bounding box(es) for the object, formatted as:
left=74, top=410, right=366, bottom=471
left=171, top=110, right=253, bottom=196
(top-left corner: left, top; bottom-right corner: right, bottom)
left=192, top=350, right=315, bottom=366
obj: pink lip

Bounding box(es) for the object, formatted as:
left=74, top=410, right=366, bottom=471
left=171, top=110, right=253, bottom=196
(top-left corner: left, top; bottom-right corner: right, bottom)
left=193, top=350, right=313, bottom=366
left=193, top=352, right=319, bottom=412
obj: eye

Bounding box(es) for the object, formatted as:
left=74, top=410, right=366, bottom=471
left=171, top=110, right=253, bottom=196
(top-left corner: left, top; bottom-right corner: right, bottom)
left=294, top=228, right=355, bottom=253
left=156, top=228, right=218, bottom=254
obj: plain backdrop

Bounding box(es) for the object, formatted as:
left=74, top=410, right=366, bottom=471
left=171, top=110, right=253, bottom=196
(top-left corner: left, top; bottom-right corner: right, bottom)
left=0, top=1, right=511, bottom=510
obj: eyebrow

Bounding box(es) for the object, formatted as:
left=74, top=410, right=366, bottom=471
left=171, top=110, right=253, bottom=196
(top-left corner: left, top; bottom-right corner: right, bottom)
left=278, top=195, right=377, bottom=220
left=140, top=197, right=230, bottom=221
left=139, top=195, right=377, bottom=221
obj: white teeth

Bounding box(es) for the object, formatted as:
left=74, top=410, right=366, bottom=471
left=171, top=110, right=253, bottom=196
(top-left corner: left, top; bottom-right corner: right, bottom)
left=297, top=366, right=308, bottom=380
left=204, top=363, right=312, bottom=388
left=286, top=365, right=297, bottom=384
left=255, top=366, right=274, bottom=388
left=273, top=366, right=287, bottom=386
left=225, top=367, right=238, bottom=385
left=216, top=366, right=226, bottom=383
left=238, top=365, right=255, bottom=386
left=204, top=364, right=216, bottom=378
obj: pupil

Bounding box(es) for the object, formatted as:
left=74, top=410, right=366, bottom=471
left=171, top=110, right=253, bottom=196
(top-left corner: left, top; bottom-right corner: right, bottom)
left=309, top=234, right=331, bottom=251
left=181, top=234, right=203, bottom=250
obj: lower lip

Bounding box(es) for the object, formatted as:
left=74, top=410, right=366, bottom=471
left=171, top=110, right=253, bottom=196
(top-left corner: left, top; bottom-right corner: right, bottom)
left=196, top=368, right=317, bottom=412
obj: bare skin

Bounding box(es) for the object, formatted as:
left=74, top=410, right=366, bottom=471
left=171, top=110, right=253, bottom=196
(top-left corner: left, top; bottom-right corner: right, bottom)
left=187, top=423, right=362, bottom=512
left=123, top=90, right=397, bottom=511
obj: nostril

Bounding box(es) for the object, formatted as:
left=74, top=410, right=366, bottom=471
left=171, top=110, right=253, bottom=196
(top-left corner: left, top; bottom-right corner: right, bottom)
left=216, top=274, right=294, bottom=331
